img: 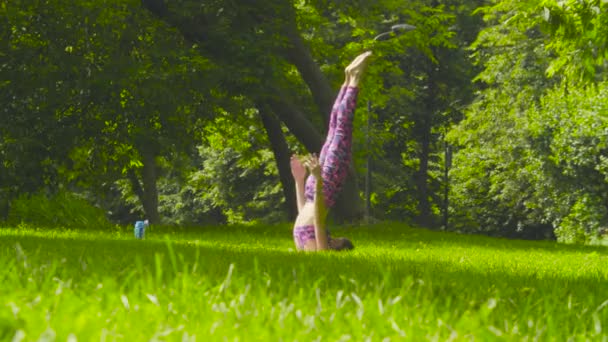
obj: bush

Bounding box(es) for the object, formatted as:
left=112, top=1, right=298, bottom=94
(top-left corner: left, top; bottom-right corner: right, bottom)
left=7, top=191, right=114, bottom=229
left=554, top=194, right=607, bottom=244
left=448, top=79, right=608, bottom=243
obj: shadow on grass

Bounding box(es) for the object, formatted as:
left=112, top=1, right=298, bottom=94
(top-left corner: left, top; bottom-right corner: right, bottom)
left=333, top=223, right=608, bottom=256
left=7, top=222, right=607, bottom=255
left=161, top=222, right=608, bottom=255
left=3, top=222, right=608, bottom=269
left=115, top=222, right=608, bottom=258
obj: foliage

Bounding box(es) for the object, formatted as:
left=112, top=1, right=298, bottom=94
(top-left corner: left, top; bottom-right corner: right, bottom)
left=447, top=87, right=552, bottom=238
left=529, top=82, right=608, bottom=243
left=449, top=66, right=608, bottom=242
left=3, top=0, right=608, bottom=242
left=188, top=108, right=288, bottom=224
left=1, top=0, right=222, bottom=223
left=448, top=0, right=608, bottom=242
left=475, top=0, right=608, bottom=83
left=556, top=194, right=606, bottom=244
left=305, top=0, right=480, bottom=225
left=7, top=191, right=114, bottom=230
left=540, top=0, right=608, bottom=82
left=1, top=224, right=607, bottom=340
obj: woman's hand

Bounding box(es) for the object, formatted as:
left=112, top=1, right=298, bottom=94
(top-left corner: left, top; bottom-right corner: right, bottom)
left=290, top=154, right=307, bottom=182
left=302, top=154, right=322, bottom=180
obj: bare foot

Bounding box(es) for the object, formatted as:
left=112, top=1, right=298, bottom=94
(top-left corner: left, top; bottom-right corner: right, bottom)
left=345, top=51, right=372, bottom=87
left=343, top=55, right=361, bottom=86
left=344, top=52, right=368, bottom=76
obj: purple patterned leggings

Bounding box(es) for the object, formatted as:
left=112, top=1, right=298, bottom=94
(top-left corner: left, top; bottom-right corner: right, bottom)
left=304, top=86, right=359, bottom=208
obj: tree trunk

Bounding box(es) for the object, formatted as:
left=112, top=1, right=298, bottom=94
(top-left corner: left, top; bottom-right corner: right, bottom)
left=416, top=56, right=438, bottom=227
left=127, top=150, right=160, bottom=224
left=0, top=190, right=9, bottom=220
left=258, top=109, right=298, bottom=221
left=140, top=150, right=160, bottom=224
left=331, top=164, right=365, bottom=223
left=141, top=0, right=364, bottom=221
left=266, top=95, right=324, bottom=153
left=283, top=26, right=335, bottom=125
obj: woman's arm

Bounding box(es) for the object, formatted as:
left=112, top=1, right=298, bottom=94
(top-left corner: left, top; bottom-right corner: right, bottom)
left=313, top=176, right=329, bottom=250
left=290, top=155, right=307, bottom=213
left=305, top=154, right=328, bottom=250
left=295, top=180, right=306, bottom=213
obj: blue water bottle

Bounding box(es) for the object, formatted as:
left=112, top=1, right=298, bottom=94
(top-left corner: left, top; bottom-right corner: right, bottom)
left=134, top=220, right=149, bottom=239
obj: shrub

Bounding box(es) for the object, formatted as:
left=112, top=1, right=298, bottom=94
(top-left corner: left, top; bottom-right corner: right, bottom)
left=7, top=191, right=114, bottom=229
left=554, top=194, right=607, bottom=244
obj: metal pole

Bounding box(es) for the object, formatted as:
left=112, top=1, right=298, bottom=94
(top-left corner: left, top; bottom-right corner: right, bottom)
left=363, top=23, right=414, bottom=224
left=443, top=134, right=451, bottom=230
left=365, top=100, right=372, bottom=223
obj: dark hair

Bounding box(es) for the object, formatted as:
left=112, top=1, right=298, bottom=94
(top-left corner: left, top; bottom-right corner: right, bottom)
left=330, top=237, right=354, bottom=251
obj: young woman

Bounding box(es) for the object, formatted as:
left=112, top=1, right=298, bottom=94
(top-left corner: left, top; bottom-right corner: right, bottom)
left=290, top=51, right=372, bottom=251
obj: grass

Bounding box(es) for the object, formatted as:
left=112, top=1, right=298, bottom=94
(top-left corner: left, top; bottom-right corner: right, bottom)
left=1, top=223, right=607, bottom=341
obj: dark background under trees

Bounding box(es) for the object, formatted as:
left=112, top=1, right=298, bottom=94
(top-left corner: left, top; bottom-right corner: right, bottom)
left=1, top=0, right=607, bottom=244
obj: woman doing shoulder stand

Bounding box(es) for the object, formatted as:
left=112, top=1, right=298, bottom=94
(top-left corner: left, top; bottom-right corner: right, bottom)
left=290, top=51, right=372, bottom=251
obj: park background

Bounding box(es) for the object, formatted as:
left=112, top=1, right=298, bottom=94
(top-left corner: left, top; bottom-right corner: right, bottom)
left=2, top=1, right=608, bottom=340
left=2, top=0, right=608, bottom=243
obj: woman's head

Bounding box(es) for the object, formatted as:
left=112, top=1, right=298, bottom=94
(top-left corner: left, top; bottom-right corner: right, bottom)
left=329, top=237, right=354, bottom=251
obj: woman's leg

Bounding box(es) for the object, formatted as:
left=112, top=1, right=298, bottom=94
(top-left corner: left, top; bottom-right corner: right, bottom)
left=316, top=86, right=359, bottom=208
left=319, top=52, right=369, bottom=166
left=304, top=51, right=371, bottom=208
left=318, top=85, right=347, bottom=166
left=303, top=86, right=348, bottom=206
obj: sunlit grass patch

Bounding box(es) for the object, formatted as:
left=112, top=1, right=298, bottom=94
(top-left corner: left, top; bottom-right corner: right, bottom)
left=1, top=223, right=607, bottom=340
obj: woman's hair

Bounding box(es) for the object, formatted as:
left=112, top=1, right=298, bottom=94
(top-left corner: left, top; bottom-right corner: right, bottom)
left=330, top=237, right=354, bottom=251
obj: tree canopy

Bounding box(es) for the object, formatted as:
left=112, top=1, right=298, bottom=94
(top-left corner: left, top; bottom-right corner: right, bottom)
left=2, top=0, right=608, bottom=244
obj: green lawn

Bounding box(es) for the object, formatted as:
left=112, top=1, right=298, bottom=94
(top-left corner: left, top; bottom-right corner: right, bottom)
left=1, top=223, right=607, bottom=341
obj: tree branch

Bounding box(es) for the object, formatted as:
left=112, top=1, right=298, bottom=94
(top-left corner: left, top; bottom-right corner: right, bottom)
left=258, top=108, right=298, bottom=220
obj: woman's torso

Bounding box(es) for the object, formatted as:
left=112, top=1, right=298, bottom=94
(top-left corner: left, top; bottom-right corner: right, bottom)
left=294, top=201, right=315, bottom=227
